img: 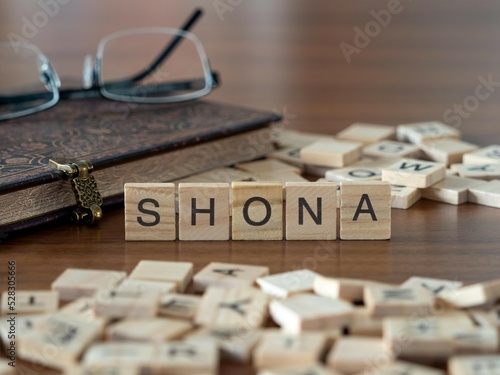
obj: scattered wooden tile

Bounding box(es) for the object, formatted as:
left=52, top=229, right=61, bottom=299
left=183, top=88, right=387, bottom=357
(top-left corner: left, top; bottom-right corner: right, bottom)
left=421, top=176, right=484, bottom=205
left=463, top=145, right=500, bottom=164
left=267, top=147, right=303, bottom=168
left=468, top=180, right=500, bottom=208
left=382, top=158, right=446, bottom=188
left=364, top=360, right=445, bottom=375
left=117, top=279, right=176, bottom=295
left=397, top=121, right=460, bottom=145
left=193, top=262, right=269, bottom=292
left=363, top=140, right=421, bottom=159
left=438, top=278, right=500, bottom=308
left=335, top=123, right=396, bottom=145
left=63, top=364, right=142, bottom=375
left=256, top=269, right=321, bottom=299
left=348, top=307, right=383, bottom=337
left=253, top=331, right=328, bottom=370
left=419, top=139, right=479, bottom=166
left=158, top=293, right=201, bottom=320
left=156, top=340, right=219, bottom=375
left=273, top=129, right=335, bottom=148
left=251, top=170, right=308, bottom=185
left=300, top=139, right=363, bottom=168
left=313, top=275, right=392, bottom=303
left=94, top=288, right=160, bottom=319
left=448, top=355, right=500, bottom=375
left=340, top=181, right=391, bottom=240
left=326, top=336, right=393, bottom=375
left=51, top=268, right=126, bottom=301
left=105, top=318, right=192, bottom=342
left=364, top=285, right=434, bottom=317
left=194, top=286, right=269, bottom=329
left=124, top=183, right=176, bottom=241
left=258, top=363, right=342, bottom=375
left=390, top=184, right=421, bottom=209
left=269, top=293, right=353, bottom=334
left=185, top=327, right=263, bottom=364
left=128, top=260, right=193, bottom=292
left=325, top=166, right=382, bottom=181
left=0, top=360, right=15, bottom=375
left=0, top=290, right=58, bottom=314
left=57, top=297, right=107, bottom=325
left=451, top=163, right=500, bottom=180
left=231, top=182, right=283, bottom=241
left=235, top=159, right=301, bottom=174
left=450, top=327, right=499, bottom=355
left=285, top=182, right=337, bottom=240
left=401, top=276, right=463, bottom=297
left=178, top=183, right=230, bottom=241
left=18, top=314, right=103, bottom=370
left=304, top=163, right=336, bottom=177
left=0, top=313, right=49, bottom=348
left=82, top=342, right=157, bottom=368
left=468, top=305, right=500, bottom=332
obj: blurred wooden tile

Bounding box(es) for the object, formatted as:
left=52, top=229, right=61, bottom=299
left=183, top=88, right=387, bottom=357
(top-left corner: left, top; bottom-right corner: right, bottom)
left=83, top=342, right=157, bottom=368
left=51, top=268, right=126, bottom=301
left=335, top=123, right=396, bottom=145
left=18, top=314, right=103, bottom=370
left=105, top=318, right=192, bottom=342
left=0, top=313, right=48, bottom=348
left=195, top=286, right=269, bottom=329
left=156, top=340, right=219, bottom=375
left=158, top=293, right=201, bottom=320
left=193, top=262, right=269, bottom=292
left=57, top=297, right=106, bottom=325
left=314, top=276, right=384, bottom=302
left=117, top=279, right=176, bottom=295
left=401, top=276, right=463, bottom=297
left=124, top=183, right=176, bottom=241
left=285, top=182, right=337, bottom=240
left=63, top=364, right=142, bottom=375
left=1, top=290, right=58, bottom=314
left=269, top=293, right=353, bottom=334
left=419, top=139, right=479, bottom=165
left=267, top=147, right=303, bottom=168
left=340, top=181, right=391, bottom=240
left=348, top=307, right=383, bottom=337
left=468, top=180, right=500, bottom=208
left=326, top=337, right=392, bottom=375
left=178, top=183, right=230, bottom=241
left=422, top=176, right=484, bottom=205
left=129, top=260, right=193, bottom=292
left=382, top=158, right=446, bottom=188
left=438, top=278, right=500, bottom=308
left=450, top=327, right=499, bottom=355
left=451, top=163, right=500, bottom=180
left=258, top=363, right=342, bottom=375
left=326, top=166, right=381, bottom=181
left=94, top=288, right=160, bottom=319
left=364, top=360, right=445, bottom=375
left=463, top=145, right=500, bottom=164
left=251, top=170, right=308, bottom=185
left=448, top=355, right=500, bottom=375
left=235, top=159, right=301, bottom=174
left=390, top=184, right=421, bottom=209
left=397, top=121, right=460, bottom=145
left=253, top=331, right=328, bottom=370
left=363, top=140, right=421, bottom=159
left=0, top=360, right=16, bottom=375
left=231, top=182, right=283, bottom=240
left=256, top=269, right=321, bottom=299
left=273, top=129, right=335, bottom=148
left=364, top=285, right=433, bottom=317
left=185, top=327, right=263, bottom=364
left=300, top=139, right=363, bottom=168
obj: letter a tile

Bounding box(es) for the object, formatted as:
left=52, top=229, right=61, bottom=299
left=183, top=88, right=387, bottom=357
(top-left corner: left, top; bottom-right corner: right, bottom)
left=340, top=181, right=391, bottom=240
left=231, top=182, right=283, bottom=240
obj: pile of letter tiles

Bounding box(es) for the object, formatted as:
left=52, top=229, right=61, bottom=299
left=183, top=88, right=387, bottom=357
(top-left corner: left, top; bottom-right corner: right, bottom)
left=1, top=261, right=500, bottom=374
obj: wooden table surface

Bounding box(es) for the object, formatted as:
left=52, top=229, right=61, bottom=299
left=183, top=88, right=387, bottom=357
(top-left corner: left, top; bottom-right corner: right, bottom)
left=2, top=0, right=500, bottom=319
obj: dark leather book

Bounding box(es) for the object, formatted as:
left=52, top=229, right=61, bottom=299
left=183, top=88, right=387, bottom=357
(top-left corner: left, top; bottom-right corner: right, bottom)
left=0, top=99, right=280, bottom=237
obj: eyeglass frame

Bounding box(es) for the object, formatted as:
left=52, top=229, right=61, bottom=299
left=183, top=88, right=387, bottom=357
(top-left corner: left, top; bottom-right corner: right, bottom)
left=0, top=8, right=219, bottom=121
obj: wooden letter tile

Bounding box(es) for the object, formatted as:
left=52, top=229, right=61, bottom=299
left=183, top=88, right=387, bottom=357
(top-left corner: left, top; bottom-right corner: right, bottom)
left=396, top=121, right=460, bottom=145
left=105, top=317, right=192, bottom=342
left=258, top=363, right=342, bottom=375
left=340, top=181, right=391, bottom=240
left=325, top=166, right=381, bottom=182
left=300, top=139, right=363, bottom=168
left=1, top=290, right=58, bottom=314
left=363, top=140, right=421, bottom=159
left=326, top=336, right=393, bottom=375
left=231, top=182, right=283, bottom=240
left=348, top=307, right=383, bottom=337
left=335, top=123, right=396, bottom=145
left=82, top=342, right=157, bottom=368
left=253, top=331, right=328, bottom=370
left=313, top=275, right=393, bottom=303
left=382, top=158, right=446, bottom=188
left=401, top=276, right=463, bottom=297
left=124, top=183, right=176, bottom=241
left=419, top=139, right=479, bottom=166
left=117, top=279, right=176, bottom=295
left=256, top=269, right=321, bottom=299
left=438, top=278, right=500, bottom=308
left=128, top=260, right=193, bottom=292
left=94, top=288, right=160, bottom=319
left=269, top=293, right=353, bottom=334
left=0, top=361, right=15, bottom=375
left=365, top=360, right=445, bottom=375
left=193, top=262, right=269, bottom=292
left=451, top=163, right=500, bottom=180
left=63, top=365, right=142, bottom=375
left=390, top=184, right=421, bottom=209
left=267, top=146, right=303, bottom=168
left=156, top=340, right=219, bottom=375
left=178, top=183, right=230, bottom=241
left=51, top=268, right=126, bottom=301
left=450, top=327, right=499, bottom=354
left=158, top=293, right=201, bottom=320
left=463, top=145, right=500, bottom=164
left=421, top=176, right=484, bottom=205
left=448, top=355, right=500, bottom=375
left=285, top=182, right=337, bottom=240
left=195, top=286, right=269, bottom=329
left=468, top=180, right=500, bottom=208
left=364, top=285, right=433, bottom=317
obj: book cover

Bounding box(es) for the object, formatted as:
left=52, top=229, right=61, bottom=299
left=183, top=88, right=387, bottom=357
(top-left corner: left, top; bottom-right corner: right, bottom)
left=0, top=99, right=281, bottom=236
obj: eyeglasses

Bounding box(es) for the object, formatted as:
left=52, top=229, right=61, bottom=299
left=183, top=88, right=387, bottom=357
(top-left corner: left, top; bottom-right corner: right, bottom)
left=0, top=8, right=218, bottom=121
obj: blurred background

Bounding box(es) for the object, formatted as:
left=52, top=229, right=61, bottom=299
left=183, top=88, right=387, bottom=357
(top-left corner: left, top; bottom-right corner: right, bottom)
left=1, top=0, right=500, bottom=143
